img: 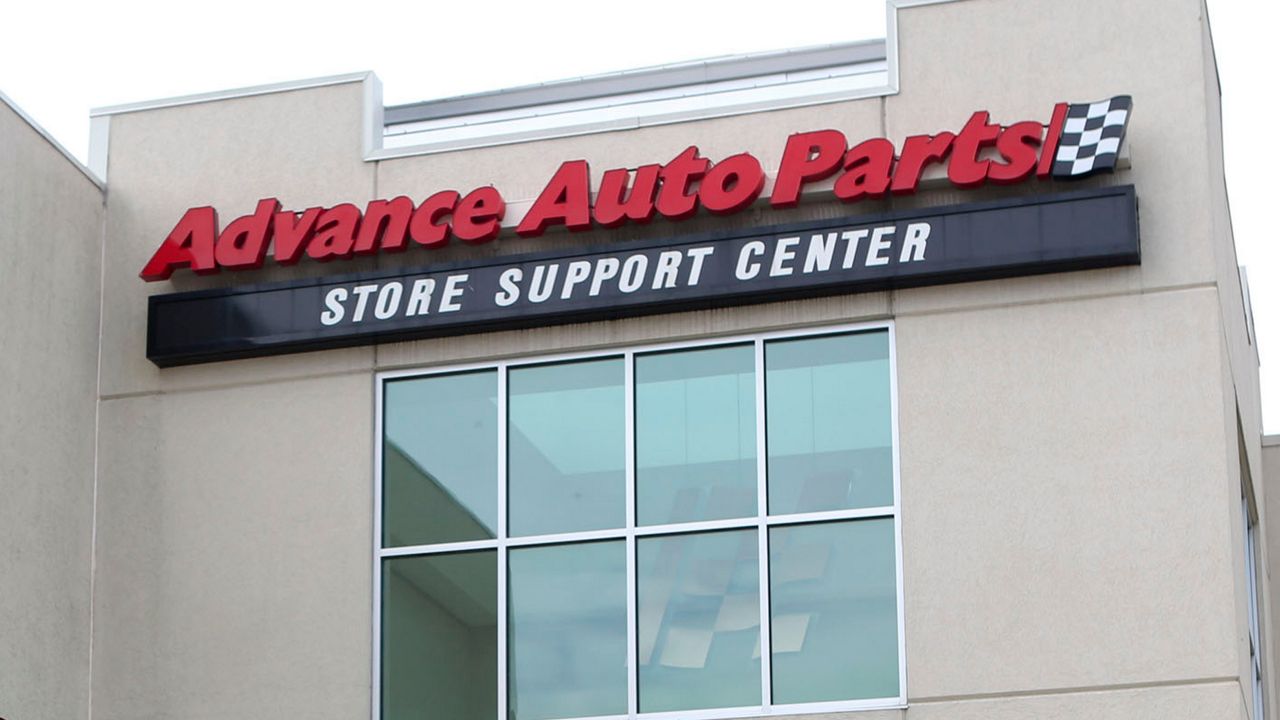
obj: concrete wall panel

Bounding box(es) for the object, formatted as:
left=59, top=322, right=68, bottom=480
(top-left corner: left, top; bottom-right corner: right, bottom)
left=97, top=80, right=378, bottom=398
left=898, top=286, right=1236, bottom=697
left=888, top=0, right=1216, bottom=313
left=90, top=375, right=373, bottom=720
left=0, top=98, right=103, bottom=720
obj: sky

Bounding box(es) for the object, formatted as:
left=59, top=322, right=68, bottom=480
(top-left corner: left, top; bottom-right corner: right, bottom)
left=3, top=0, right=1277, bottom=430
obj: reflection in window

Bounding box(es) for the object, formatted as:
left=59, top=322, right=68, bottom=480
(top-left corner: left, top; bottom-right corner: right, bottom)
left=769, top=519, right=898, bottom=704
left=638, top=529, right=760, bottom=712
left=508, top=541, right=628, bottom=720
left=766, top=331, right=893, bottom=514
left=637, top=344, right=756, bottom=526
left=509, top=358, right=625, bottom=536
left=382, top=551, right=497, bottom=720
left=384, top=371, right=498, bottom=547
left=378, top=326, right=901, bottom=720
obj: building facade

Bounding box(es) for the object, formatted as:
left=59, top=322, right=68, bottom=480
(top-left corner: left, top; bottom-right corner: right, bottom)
left=1, top=1, right=1274, bottom=719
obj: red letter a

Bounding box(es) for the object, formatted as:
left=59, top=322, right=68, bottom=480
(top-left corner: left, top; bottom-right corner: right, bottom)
left=516, top=160, right=592, bottom=237
left=139, top=206, right=219, bottom=281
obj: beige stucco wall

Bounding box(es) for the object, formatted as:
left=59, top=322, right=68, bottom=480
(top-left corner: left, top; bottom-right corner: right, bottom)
left=81, top=1, right=1260, bottom=719
left=0, top=97, right=104, bottom=720
left=1264, top=436, right=1280, bottom=719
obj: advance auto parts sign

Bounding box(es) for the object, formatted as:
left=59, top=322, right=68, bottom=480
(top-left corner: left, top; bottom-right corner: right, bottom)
left=147, top=186, right=1139, bottom=367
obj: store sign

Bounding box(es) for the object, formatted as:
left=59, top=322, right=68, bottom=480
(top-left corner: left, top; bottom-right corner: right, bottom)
left=147, top=186, right=1139, bottom=366
left=139, top=97, right=1133, bottom=282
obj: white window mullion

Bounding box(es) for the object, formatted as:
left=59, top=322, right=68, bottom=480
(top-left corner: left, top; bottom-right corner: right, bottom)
left=626, top=534, right=638, bottom=718
left=889, top=322, right=908, bottom=705
left=625, top=351, right=639, bottom=718
left=1243, top=495, right=1265, bottom=720
left=373, top=320, right=904, bottom=720
left=372, top=378, right=386, bottom=720
left=498, top=544, right=510, bottom=720
left=754, top=338, right=773, bottom=710
left=498, top=365, right=510, bottom=720
left=380, top=538, right=500, bottom=557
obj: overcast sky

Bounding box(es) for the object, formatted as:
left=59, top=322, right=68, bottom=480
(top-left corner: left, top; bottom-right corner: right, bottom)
left=3, top=0, right=1275, bottom=430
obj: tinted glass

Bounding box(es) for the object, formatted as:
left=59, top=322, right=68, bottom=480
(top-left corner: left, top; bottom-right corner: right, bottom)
left=766, top=331, right=892, bottom=514
left=384, top=371, right=498, bottom=547
left=638, top=529, right=761, bottom=712
left=382, top=551, right=497, bottom=720
left=637, top=345, right=757, bottom=526
left=508, top=541, right=627, bottom=720
left=508, top=359, right=625, bottom=536
left=769, top=519, right=898, bottom=703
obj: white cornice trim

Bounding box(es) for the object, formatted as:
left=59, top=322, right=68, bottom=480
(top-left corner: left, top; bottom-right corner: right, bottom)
left=0, top=88, right=104, bottom=191
left=89, top=71, right=373, bottom=118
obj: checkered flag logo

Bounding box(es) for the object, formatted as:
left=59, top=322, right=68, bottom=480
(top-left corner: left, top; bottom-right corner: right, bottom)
left=1052, top=96, right=1132, bottom=179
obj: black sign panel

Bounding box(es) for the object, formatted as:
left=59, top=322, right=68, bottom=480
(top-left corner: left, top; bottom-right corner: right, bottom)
left=147, top=186, right=1139, bottom=367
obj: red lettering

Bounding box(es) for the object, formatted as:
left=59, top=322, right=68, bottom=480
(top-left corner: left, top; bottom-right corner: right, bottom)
left=409, top=190, right=459, bottom=248
left=833, top=138, right=894, bottom=202
left=890, top=132, right=955, bottom=195
left=453, top=187, right=505, bottom=244
left=655, top=146, right=710, bottom=220
left=272, top=207, right=322, bottom=265
left=1038, top=103, right=1070, bottom=178
left=770, top=130, right=847, bottom=208
left=139, top=206, right=219, bottom=281
left=594, top=165, right=660, bottom=227
left=948, top=111, right=1002, bottom=188
left=354, top=197, right=414, bottom=254
left=989, top=121, right=1043, bottom=184
left=700, top=153, right=765, bottom=215
left=306, top=204, right=361, bottom=262
left=213, top=199, right=278, bottom=270
left=517, top=160, right=592, bottom=236
left=142, top=108, right=1070, bottom=281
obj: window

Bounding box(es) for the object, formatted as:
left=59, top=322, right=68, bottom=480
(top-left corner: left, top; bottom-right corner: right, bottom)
left=1244, top=495, right=1266, bottom=720
left=375, top=324, right=903, bottom=720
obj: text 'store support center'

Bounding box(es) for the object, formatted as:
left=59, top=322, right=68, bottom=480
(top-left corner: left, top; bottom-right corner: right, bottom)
left=2, top=2, right=1277, bottom=720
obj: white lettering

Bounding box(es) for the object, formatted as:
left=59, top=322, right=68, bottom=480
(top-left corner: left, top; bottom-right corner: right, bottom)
left=589, top=257, right=620, bottom=296
left=804, top=232, right=837, bottom=273
left=737, top=241, right=766, bottom=280
left=373, top=282, right=403, bottom=320
left=528, top=264, right=559, bottom=303
left=619, top=255, right=648, bottom=293
left=842, top=229, right=869, bottom=269
left=865, top=226, right=895, bottom=267
left=685, top=246, right=714, bottom=285
left=351, top=284, right=379, bottom=322
left=320, top=288, right=347, bottom=326
left=652, top=251, right=682, bottom=290
left=900, top=222, right=930, bottom=262
left=440, top=274, right=468, bottom=312
left=560, top=261, right=593, bottom=299
left=495, top=269, right=522, bottom=307
left=770, top=237, right=800, bottom=277
left=406, top=278, right=436, bottom=316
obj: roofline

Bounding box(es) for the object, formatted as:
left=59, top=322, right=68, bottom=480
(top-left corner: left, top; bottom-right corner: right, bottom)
left=0, top=88, right=104, bottom=191
left=89, top=71, right=373, bottom=118
left=384, top=39, right=887, bottom=126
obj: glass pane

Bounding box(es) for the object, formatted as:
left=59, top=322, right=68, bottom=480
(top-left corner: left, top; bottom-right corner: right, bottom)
left=637, top=345, right=757, bottom=526
left=383, top=371, right=498, bottom=547
left=508, top=541, right=627, bottom=720
left=769, top=519, right=898, bottom=703
left=382, top=551, right=497, bottom=720
left=638, top=529, right=760, bottom=712
left=509, top=358, right=625, bottom=536
left=766, top=331, right=892, bottom=514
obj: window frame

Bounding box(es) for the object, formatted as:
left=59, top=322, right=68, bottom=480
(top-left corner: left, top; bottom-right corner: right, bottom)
left=372, top=320, right=906, bottom=720
left=1244, top=494, right=1266, bottom=720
